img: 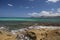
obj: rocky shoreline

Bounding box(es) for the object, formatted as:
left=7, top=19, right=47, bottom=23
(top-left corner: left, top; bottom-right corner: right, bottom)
left=0, top=26, right=60, bottom=40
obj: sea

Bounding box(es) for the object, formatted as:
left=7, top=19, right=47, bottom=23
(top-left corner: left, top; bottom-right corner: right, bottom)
left=0, top=17, right=60, bottom=23
left=0, top=17, right=60, bottom=30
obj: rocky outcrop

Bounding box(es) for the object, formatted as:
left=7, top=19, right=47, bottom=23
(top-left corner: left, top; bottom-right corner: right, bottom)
left=0, top=30, right=17, bottom=40
left=26, top=28, right=60, bottom=40
left=0, top=26, right=60, bottom=40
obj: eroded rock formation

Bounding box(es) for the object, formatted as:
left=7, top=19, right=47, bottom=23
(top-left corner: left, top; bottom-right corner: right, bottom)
left=0, top=27, right=60, bottom=40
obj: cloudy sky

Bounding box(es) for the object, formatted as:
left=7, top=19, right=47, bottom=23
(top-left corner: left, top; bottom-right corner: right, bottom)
left=0, top=0, right=60, bottom=17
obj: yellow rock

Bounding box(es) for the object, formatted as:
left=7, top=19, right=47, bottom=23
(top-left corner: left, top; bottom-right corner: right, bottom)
left=0, top=30, right=16, bottom=40
left=26, top=28, right=60, bottom=40
left=0, top=28, right=60, bottom=40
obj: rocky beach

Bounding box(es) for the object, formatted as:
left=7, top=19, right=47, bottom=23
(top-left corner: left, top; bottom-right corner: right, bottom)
left=0, top=18, right=60, bottom=40
left=0, top=26, right=60, bottom=40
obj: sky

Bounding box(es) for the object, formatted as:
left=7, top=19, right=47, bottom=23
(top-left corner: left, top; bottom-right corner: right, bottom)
left=0, top=0, right=60, bottom=17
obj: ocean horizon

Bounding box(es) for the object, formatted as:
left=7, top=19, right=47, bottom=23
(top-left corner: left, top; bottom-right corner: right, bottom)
left=0, top=17, right=60, bottom=23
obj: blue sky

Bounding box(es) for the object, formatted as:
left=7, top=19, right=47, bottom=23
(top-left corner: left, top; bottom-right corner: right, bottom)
left=0, top=0, right=60, bottom=17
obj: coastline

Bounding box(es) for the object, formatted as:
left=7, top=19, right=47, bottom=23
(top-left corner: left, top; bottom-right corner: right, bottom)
left=0, top=26, right=60, bottom=40
left=0, top=21, right=60, bottom=26
left=0, top=19, right=60, bottom=40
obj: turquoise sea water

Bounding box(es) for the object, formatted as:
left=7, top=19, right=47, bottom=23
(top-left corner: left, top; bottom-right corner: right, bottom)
left=0, top=17, right=60, bottom=23
left=0, top=17, right=60, bottom=30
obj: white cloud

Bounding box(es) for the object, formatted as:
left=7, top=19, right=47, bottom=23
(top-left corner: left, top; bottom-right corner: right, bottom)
left=46, top=0, right=60, bottom=3
left=25, top=6, right=34, bottom=8
left=57, top=8, right=60, bottom=12
left=20, top=6, right=34, bottom=9
left=40, top=11, right=60, bottom=17
left=28, top=8, right=60, bottom=17
left=31, top=6, right=34, bottom=8
left=28, top=13, right=40, bottom=17
left=25, top=7, right=30, bottom=8
left=51, top=8, right=55, bottom=11
left=8, top=4, right=13, bottom=6
left=29, top=0, right=34, bottom=1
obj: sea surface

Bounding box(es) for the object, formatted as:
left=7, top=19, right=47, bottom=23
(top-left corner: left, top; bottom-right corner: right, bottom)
left=0, top=17, right=60, bottom=23
left=0, top=17, right=60, bottom=30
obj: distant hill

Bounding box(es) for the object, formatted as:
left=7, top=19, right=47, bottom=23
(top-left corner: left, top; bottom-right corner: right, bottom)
left=30, top=16, right=60, bottom=18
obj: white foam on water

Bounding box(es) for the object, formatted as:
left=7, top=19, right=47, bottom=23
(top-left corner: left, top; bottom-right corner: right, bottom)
left=9, top=26, right=60, bottom=40
left=28, top=26, right=60, bottom=29
left=10, top=26, right=60, bottom=35
left=11, top=30, right=18, bottom=34
left=0, top=27, right=5, bottom=29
